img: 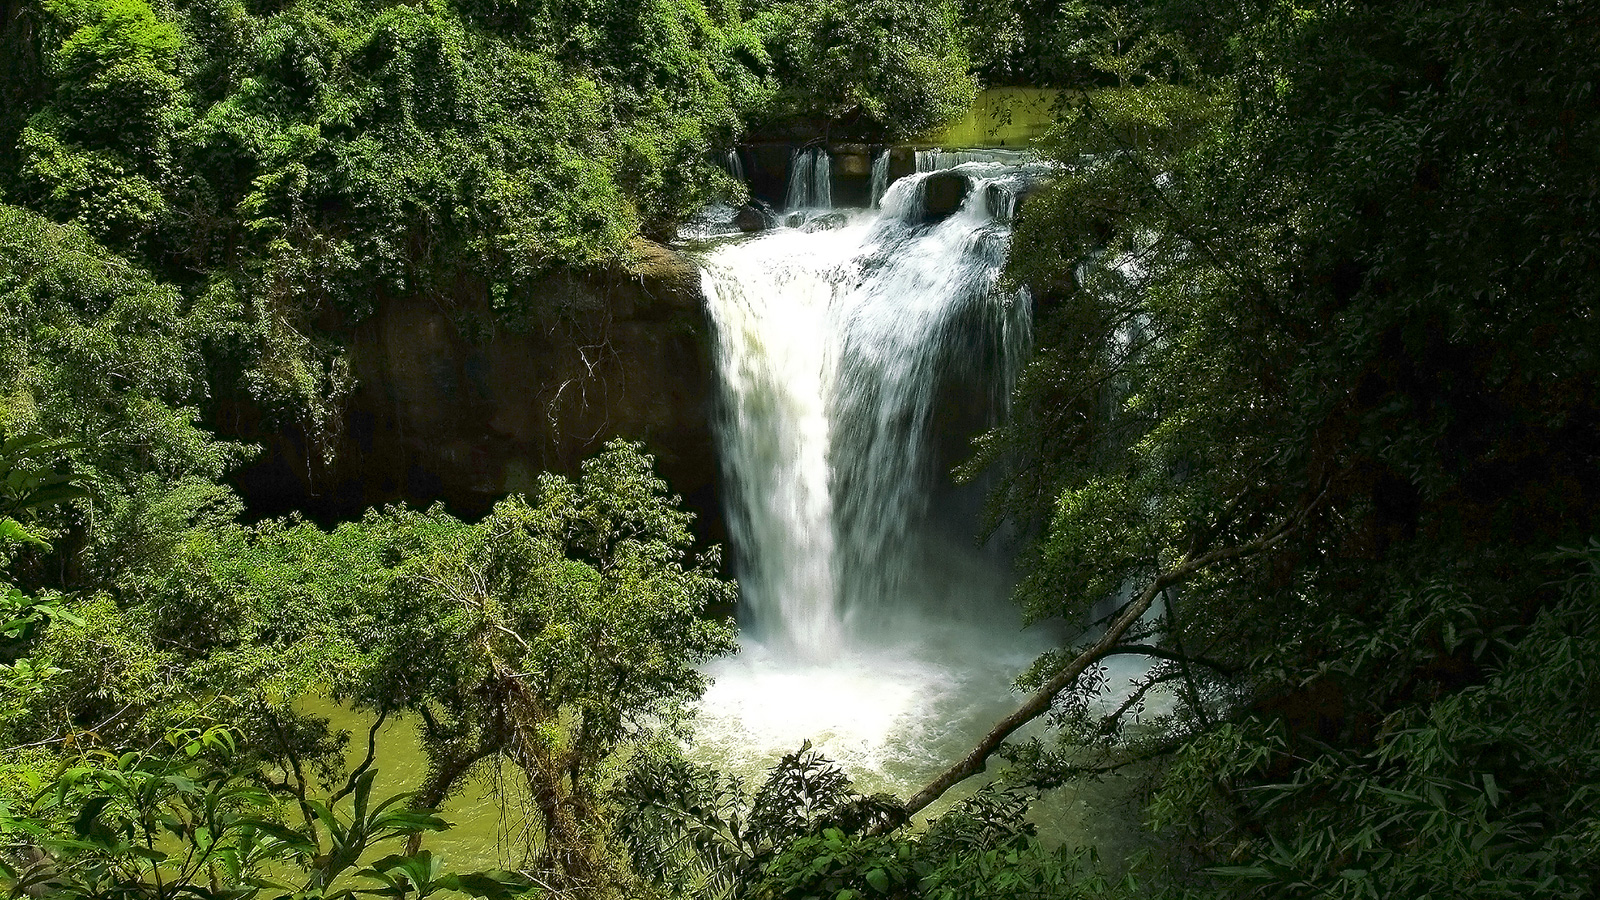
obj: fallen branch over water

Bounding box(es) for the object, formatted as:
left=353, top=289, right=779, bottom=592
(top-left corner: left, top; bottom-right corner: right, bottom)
left=895, top=496, right=1320, bottom=821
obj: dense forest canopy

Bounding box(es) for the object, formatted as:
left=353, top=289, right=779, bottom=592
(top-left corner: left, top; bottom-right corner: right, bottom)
left=978, top=0, right=1600, bottom=895
left=3, top=0, right=1599, bottom=898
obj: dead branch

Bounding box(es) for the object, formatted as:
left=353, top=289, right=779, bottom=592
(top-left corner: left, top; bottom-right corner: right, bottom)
left=894, top=497, right=1316, bottom=822
left=1101, top=643, right=1235, bottom=677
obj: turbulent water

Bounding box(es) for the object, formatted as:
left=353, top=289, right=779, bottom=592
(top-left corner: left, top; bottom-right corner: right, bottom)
left=692, top=156, right=1069, bottom=790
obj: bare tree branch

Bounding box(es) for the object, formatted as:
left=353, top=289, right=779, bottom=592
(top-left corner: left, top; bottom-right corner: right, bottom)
left=894, top=496, right=1318, bottom=822
left=331, top=709, right=389, bottom=803
left=1101, top=643, right=1235, bottom=677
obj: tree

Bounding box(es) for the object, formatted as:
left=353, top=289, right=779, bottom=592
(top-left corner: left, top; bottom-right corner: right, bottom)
left=748, top=0, right=976, bottom=139
left=886, top=0, right=1600, bottom=894
left=342, top=441, right=736, bottom=896
left=4, top=436, right=734, bottom=897
left=619, top=743, right=1121, bottom=900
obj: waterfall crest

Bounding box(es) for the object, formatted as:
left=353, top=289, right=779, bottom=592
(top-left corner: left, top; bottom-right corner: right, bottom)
left=915, top=148, right=1033, bottom=172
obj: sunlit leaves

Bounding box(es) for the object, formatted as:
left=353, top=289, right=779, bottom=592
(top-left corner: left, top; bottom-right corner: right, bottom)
left=748, top=0, right=976, bottom=139
left=0, top=726, right=535, bottom=899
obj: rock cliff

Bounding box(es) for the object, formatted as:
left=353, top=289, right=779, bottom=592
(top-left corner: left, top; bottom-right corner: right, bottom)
left=233, top=240, right=723, bottom=541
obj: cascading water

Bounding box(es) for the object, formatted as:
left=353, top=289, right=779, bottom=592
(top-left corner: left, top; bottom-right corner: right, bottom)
left=784, top=147, right=833, bottom=212
left=870, top=151, right=890, bottom=208
left=916, top=147, right=1034, bottom=172
left=813, top=151, right=832, bottom=210
left=693, top=157, right=1061, bottom=787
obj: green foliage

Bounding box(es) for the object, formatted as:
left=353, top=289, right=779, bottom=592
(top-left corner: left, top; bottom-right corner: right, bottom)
left=0, top=206, right=248, bottom=488
left=957, top=0, right=1215, bottom=88
left=998, top=0, right=1600, bottom=708
left=6, top=0, right=773, bottom=322
left=338, top=441, right=735, bottom=893
left=0, top=432, right=90, bottom=524
left=987, top=0, right=1600, bottom=895
left=326, top=438, right=735, bottom=749
left=0, top=724, right=536, bottom=899
left=72, top=440, right=736, bottom=893
left=620, top=745, right=1117, bottom=900
left=0, top=204, right=276, bottom=610
left=2, top=438, right=732, bottom=895
left=19, top=0, right=185, bottom=246
left=747, top=0, right=976, bottom=139
left=755, top=789, right=1114, bottom=900
left=1, top=428, right=89, bottom=742
left=1, top=585, right=82, bottom=665
left=1141, top=551, right=1600, bottom=898
left=619, top=743, right=900, bottom=899
left=0, top=429, right=90, bottom=577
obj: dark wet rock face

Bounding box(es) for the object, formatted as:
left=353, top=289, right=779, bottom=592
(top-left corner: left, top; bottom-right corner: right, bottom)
left=355, top=240, right=716, bottom=512
left=232, top=240, right=724, bottom=546
left=734, top=205, right=769, bottom=232
left=922, top=171, right=970, bottom=223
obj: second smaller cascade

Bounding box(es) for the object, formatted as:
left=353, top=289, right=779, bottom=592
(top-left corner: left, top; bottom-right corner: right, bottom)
left=785, top=147, right=833, bottom=212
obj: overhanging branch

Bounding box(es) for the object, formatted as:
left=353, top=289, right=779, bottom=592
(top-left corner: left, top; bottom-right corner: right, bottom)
left=1101, top=643, right=1235, bottom=677
left=892, top=496, right=1318, bottom=823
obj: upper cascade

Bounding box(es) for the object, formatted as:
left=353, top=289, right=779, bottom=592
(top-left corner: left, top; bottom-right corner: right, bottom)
left=699, top=154, right=1051, bottom=661
left=915, top=148, right=1035, bottom=172
left=877, top=156, right=1054, bottom=226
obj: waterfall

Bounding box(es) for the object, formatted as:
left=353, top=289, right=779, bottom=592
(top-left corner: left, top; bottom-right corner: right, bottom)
left=689, top=152, right=1177, bottom=791
left=870, top=151, right=890, bottom=208
left=703, top=162, right=1039, bottom=660
left=726, top=148, right=745, bottom=184
left=783, top=149, right=808, bottom=211
left=694, top=158, right=1058, bottom=783
left=784, top=147, right=833, bottom=212
left=916, top=148, right=1032, bottom=172
left=814, top=149, right=832, bottom=210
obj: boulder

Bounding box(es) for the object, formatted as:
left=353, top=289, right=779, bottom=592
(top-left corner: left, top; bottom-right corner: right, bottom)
left=734, top=204, right=769, bottom=232
left=922, top=171, right=970, bottom=223
left=802, top=212, right=849, bottom=233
